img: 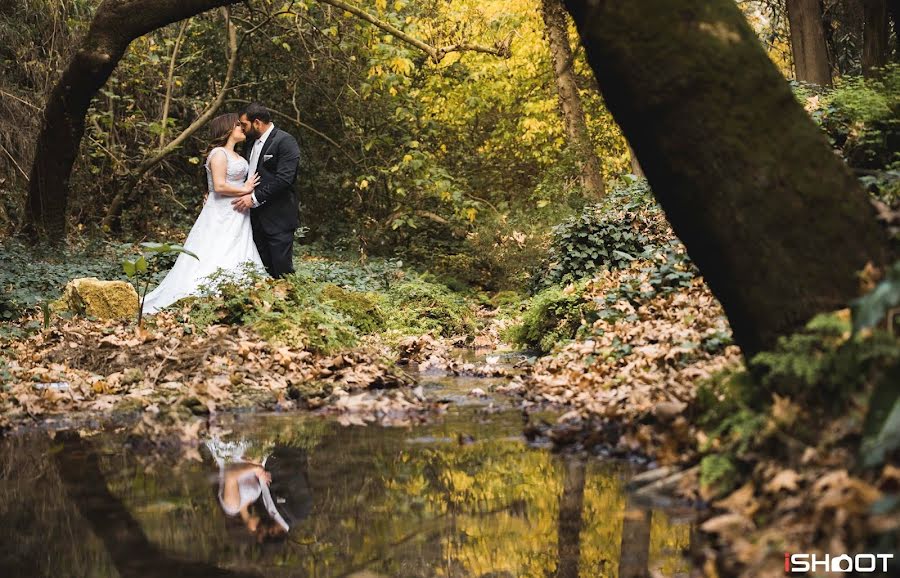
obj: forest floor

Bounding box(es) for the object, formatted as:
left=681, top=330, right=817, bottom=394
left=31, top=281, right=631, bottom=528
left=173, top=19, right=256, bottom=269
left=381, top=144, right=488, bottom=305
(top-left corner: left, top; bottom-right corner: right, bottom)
left=2, top=245, right=898, bottom=577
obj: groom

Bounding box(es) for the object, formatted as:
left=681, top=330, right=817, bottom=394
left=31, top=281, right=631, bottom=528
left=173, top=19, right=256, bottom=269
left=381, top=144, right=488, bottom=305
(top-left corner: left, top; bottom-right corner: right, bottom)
left=233, top=102, right=301, bottom=278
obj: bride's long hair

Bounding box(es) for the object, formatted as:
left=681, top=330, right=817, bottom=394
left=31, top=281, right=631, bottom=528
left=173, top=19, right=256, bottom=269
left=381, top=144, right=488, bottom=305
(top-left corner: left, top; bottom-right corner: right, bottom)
left=205, top=112, right=241, bottom=156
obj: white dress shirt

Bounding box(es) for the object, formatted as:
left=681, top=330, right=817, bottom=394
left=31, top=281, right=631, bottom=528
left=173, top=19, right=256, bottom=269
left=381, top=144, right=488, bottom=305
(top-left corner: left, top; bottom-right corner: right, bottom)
left=248, top=123, right=275, bottom=207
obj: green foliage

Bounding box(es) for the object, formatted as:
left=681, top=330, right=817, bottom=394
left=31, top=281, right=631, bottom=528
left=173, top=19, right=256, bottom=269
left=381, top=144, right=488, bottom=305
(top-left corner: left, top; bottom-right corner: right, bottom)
left=320, top=284, right=387, bottom=334
left=186, top=267, right=358, bottom=354
left=696, top=279, right=900, bottom=481
left=181, top=258, right=475, bottom=350
left=0, top=240, right=126, bottom=322
left=830, top=70, right=899, bottom=124
left=384, top=279, right=477, bottom=338
left=750, top=311, right=900, bottom=409
left=509, top=236, right=697, bottom=354
left=123, top=241, right=198, bottom=325
left=293, top=257, right=407, bottom=292
left=796, top=66, right=900, bottom=189
left=533, top=179, right=672, bottom=291
left=699, top=454, right=740, bottom=498
left=508, top=281, right=596, bottom=353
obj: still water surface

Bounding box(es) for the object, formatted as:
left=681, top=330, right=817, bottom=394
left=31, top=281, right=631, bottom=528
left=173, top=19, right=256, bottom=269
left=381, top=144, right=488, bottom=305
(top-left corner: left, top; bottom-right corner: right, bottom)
left=0, top=380, right=694, bottom=577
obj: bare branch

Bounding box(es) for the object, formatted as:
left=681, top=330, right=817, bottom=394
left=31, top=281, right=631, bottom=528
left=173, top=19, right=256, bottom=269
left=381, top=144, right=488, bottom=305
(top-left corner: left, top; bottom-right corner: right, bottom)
left=227, top=98, right=361, bottom=165
left=102, top=7, right=239, bottom=230
left=315, top=0, right=511, bottom=63
left=159, top=19, right=190, bottom=147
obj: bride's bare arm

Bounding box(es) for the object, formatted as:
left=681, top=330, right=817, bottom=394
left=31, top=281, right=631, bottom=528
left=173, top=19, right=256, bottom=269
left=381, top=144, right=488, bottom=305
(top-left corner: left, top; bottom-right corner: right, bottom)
left=209, top=151, right=260, bottom=196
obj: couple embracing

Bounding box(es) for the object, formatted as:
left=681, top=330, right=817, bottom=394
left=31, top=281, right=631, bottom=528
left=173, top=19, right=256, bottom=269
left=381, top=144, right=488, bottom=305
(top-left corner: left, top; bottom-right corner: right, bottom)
left=143, top=103, right=301, bottom=314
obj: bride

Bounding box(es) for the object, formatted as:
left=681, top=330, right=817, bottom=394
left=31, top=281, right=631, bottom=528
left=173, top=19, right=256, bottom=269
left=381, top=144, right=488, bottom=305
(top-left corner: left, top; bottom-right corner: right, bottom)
left=142, top=113, right=265, bottom=314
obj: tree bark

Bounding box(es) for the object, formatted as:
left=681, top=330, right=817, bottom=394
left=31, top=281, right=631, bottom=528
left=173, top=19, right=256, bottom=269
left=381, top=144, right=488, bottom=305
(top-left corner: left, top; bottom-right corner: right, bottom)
left=541, top=0, right=606, bottom=199
left=563, top=0, right=890, bottom=357
left=785, top=0, right=832, bottom=85
left=628, top=142, right=644, bottom=177
left=24, top=0, right=242, bottom=241
left=862, top=0, right=889, bottom=76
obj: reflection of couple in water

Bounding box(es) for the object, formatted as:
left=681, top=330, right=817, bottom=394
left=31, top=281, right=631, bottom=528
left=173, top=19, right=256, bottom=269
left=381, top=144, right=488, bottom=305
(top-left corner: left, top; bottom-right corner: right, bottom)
left=205, top=437, right=312, bottom=544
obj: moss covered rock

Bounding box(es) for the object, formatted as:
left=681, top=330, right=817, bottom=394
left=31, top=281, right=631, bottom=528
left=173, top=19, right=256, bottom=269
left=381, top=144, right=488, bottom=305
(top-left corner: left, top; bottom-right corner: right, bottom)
left=57, top=277, right=138, bottom=320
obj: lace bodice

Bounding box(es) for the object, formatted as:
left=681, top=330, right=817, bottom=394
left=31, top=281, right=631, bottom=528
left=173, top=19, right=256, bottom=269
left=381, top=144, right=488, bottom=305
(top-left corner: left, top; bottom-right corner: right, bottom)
left=205, top=147, right=249, bottom=194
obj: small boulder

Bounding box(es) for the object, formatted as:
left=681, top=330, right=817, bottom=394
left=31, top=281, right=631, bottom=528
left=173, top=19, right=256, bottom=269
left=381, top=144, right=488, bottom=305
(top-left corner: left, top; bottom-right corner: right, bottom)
left=57, top=277, right=139, bottom=320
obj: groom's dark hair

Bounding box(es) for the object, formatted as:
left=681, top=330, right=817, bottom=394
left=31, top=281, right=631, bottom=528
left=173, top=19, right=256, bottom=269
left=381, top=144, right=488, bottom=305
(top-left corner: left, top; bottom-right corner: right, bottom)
left=243, top=102, right=272, bottom=124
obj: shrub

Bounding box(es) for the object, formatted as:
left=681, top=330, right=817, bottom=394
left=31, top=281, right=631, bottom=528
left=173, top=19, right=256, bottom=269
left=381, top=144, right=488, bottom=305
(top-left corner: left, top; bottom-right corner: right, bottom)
left=186, top=269, right=359, bottom=354
left=384, top=279, right=476, bottom=338
left=797, top=66, right=899, bottom=179
left=320, top=284, right=387, bottom=334
left=508, top=281, right=597, bottom=353
left=532, top=178, right=672, bottom=291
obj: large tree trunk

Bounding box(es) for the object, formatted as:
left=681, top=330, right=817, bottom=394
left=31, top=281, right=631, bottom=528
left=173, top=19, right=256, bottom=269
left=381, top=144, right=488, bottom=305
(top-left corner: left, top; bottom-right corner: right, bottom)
left=24, top=0, right=241, bottom=241
left=562, top=0, right=890, bottom=357
left=785, top=0, right=832, bottom=85
left=862, top=0, right=890, bottom=76
left=541, top=0, right=606, bottom=199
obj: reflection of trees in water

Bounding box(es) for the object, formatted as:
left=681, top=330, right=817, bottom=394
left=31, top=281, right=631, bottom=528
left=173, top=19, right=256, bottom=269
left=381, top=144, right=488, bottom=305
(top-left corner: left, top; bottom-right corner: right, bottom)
left=1, top=417, right=692, bottom=577
left=618, top=494, right=652, bottom=578
left=556, top=457, right=586, bottom=578
left=53, top=431, right=261, bottom=578
left=0, top=433, right=118, bottom=577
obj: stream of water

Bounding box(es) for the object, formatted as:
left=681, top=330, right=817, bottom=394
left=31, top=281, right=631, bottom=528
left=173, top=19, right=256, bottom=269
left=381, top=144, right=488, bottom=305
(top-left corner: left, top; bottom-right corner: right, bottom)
left=0, top=365, right=696, bottom=577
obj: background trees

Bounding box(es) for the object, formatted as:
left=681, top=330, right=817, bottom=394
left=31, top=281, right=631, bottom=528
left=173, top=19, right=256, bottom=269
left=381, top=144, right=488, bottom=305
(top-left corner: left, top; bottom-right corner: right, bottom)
left=786, top=0, right=832, bottom=85
left=0, top=0, right=896, bottom=304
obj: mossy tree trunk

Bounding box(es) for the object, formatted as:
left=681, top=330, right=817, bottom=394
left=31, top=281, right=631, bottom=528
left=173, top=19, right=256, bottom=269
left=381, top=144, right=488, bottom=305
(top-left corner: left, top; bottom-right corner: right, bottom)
left=862, top=0, right=890, bottom=76
left=24, top=0, right=242, bottom=242
left=786, top=0, right=832, bottom=86
left=563, top=0, right=890, bottom=357
left=541, top=0, right=606, bottom=199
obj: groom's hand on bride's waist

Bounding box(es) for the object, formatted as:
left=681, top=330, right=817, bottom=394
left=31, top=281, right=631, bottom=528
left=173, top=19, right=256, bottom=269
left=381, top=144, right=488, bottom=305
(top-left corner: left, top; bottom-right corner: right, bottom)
left=232, top=194, right=254, bottom=213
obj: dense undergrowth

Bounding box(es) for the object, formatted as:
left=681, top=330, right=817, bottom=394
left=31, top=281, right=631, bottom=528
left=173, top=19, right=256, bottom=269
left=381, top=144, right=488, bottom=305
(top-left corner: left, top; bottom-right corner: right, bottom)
left=181, top=262, right=476, bottom=353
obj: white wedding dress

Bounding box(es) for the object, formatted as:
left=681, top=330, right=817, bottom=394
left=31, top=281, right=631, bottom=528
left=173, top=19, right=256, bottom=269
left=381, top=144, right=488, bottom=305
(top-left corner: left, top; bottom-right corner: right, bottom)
left=142, top=147, right=265, bottom=314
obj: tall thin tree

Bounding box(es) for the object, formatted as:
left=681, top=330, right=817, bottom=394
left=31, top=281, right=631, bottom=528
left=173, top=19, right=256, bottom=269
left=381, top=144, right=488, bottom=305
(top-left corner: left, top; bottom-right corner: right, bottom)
left=541, top=0, right=606, bottom=199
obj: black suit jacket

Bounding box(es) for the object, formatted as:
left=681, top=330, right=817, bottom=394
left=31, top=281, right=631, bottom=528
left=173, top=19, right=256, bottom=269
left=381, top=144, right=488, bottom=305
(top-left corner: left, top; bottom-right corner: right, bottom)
left=244, top=127, right=301, bottom=234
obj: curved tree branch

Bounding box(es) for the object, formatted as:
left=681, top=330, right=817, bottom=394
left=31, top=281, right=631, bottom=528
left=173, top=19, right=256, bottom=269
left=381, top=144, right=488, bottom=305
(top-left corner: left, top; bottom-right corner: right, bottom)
left=24, top=0, right=243, bottom=241
left=101, top=7, right=239, bottom=231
